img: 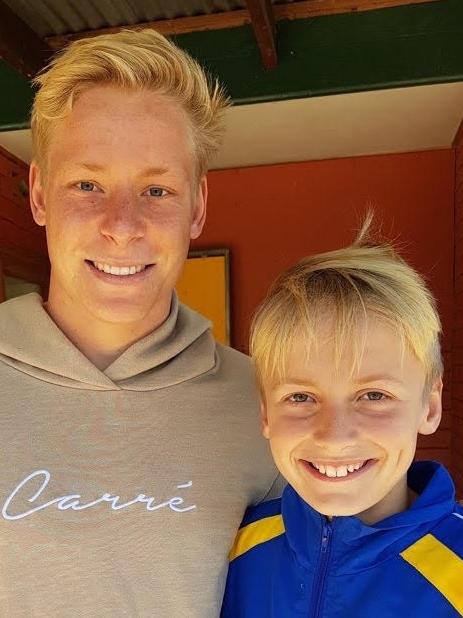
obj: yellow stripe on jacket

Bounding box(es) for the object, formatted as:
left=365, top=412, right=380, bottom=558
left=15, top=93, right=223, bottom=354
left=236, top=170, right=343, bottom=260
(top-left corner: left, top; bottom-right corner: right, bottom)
left=229, top=514, right=285, bottom=561
left=400, top=533, right=463, bottom=615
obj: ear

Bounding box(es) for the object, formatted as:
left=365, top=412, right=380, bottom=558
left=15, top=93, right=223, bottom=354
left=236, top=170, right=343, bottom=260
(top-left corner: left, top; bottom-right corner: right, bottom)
left=261, top=401, right=270, bottom=440
left=418, top=378, right=443, bottom=436
left=29, top=162, right=47, bottom=227
left=190, top=175, right=207, bottom=240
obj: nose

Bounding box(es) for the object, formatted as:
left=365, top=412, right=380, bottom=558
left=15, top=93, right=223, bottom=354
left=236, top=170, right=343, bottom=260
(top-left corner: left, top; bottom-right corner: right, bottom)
left=312, top=403, right=357, bottom=451
left=99, top=195, right=145, bottom=245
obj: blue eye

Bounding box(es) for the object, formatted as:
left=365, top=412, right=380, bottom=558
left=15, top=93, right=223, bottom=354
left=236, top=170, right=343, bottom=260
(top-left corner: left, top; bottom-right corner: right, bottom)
left=146, top=187, right=168, bottom=197
left=78, top=181, right=96, bottom=192
left=361, top=392, right=387, bottom=401
left=288, top=393, right=311, bottom=403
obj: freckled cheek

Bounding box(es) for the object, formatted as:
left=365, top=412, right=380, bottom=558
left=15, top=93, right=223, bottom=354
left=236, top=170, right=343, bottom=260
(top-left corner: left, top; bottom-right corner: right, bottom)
left=360, top=415, right=419, bottom=449
left=146, top=209, right=192, bottom=239
left=268, top=415, right=313, bottom=447
left=47, top=194, right=98, bottom=226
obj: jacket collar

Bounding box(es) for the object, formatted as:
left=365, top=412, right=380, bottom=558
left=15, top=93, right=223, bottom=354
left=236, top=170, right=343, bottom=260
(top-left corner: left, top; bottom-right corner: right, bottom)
left=282, top=461, right=456, bottom=573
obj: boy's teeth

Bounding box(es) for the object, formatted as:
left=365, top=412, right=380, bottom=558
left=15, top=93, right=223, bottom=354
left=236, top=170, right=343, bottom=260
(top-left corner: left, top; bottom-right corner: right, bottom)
left=325, top=466, right=337, bottom=478
left=93, top=262, right=146, bottom=276
left=310, top=460, right=367, bottom=477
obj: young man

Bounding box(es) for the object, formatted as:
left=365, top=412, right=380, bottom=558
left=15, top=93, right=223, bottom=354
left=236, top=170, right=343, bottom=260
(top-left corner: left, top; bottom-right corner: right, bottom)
left=221, top=221, right=463, bottom=617
left=0, top=30, right=278, bottom=616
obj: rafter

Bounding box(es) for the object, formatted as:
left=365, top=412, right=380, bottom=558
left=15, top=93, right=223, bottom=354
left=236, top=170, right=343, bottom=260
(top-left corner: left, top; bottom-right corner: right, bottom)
left=45, top=0, right=439, bottom=52
left=274, top=0, right=439, bottom=20
left=0, top=0, right=53, bottom=79
left=0, top=0, right=52, bottom=78
left=245, top=0, right=277, bottom=69
left=46, top=10, right=252, bottom=50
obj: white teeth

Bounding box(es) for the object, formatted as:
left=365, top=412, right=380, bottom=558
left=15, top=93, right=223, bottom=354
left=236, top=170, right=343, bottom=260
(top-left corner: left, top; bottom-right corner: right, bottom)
left=310, top=460, right=368, bottom=477
left=92, top=262, right=146, bottom=276
left=325, top=466, right=337, bottom=478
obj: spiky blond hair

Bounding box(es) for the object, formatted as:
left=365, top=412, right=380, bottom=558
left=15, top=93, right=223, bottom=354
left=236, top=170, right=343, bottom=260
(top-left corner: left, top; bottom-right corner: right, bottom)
left=31, top=29, right=230, bottom=176
left=250, top=214, right=442, bottom=394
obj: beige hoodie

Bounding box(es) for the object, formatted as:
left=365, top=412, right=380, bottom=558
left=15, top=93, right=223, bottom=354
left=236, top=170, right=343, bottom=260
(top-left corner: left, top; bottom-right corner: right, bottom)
left=0, top=293, right=278, bottom=617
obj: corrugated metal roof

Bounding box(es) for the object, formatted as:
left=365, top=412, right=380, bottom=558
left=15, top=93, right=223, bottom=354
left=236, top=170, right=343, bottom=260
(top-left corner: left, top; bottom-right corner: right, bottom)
left=2, top=0, right=298, bottom=38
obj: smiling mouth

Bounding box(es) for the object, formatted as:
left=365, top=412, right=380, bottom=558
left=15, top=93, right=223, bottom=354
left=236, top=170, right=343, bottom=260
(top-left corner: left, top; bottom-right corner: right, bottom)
left=85, top=260, right=154, bottom=277
left=301, top=459, right=376, bottom=480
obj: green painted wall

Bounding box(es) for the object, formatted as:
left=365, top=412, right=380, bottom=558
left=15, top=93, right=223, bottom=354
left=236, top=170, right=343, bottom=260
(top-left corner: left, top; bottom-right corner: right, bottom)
left=0, top=60, right=35, bottom=129
left=1, top=0, right=463, bottom=130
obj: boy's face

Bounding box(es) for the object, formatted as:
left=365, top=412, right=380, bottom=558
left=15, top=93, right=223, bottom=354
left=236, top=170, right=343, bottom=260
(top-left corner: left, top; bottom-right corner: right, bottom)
left=29, top=85, right=206, bottom=326
left=261, top=315, right=442, bottom=524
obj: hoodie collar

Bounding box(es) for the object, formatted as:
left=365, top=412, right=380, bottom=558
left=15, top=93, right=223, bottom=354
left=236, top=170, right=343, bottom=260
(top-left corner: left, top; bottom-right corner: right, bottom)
left=282, top=461, right=456, bottom=573
left=0, top=292, right=215, bottom=391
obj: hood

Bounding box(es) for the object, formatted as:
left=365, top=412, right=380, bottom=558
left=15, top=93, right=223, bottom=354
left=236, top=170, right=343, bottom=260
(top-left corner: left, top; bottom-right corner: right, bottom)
left=0, top=292, right=216, bottom=391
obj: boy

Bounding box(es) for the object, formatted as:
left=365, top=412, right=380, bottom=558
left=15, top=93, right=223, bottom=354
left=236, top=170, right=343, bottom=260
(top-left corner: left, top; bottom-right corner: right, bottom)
left=221, top=220, right=463, bottom=617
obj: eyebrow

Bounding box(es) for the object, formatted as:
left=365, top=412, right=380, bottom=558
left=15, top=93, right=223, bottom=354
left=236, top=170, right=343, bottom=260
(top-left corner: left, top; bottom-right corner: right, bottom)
left=76, top=163, right=169, bottom=176
left=280, top=374, right=405, bottom=387
left=354, top=374, right=405, bottom=386
left=281, top=376, right=317, bottom=386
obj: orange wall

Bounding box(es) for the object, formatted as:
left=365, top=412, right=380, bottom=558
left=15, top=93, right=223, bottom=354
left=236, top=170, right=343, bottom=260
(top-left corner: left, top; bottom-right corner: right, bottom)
left=453, top=127, right=463, bottom=495
left=0, top=145, right=49, bottom=288
left=195, top=149, right=455, bottom=468
left=0, top=146, right=457, bottom=478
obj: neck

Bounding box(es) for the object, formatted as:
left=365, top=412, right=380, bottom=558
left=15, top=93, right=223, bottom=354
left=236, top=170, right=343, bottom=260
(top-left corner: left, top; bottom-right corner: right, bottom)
left=43, top=290, right=171, bottom=371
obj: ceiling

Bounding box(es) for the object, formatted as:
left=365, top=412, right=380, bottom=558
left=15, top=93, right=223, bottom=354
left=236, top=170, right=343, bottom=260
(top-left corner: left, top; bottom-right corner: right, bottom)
left=0, top=0, right=462, bottom=169
left=1, top=82, right=462, bottom=170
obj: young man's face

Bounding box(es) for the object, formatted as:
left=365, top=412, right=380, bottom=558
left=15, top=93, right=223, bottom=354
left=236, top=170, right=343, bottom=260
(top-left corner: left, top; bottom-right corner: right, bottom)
left=29, top=85, right=207, bottom=326
left=261, top=315, right=442, bottom=524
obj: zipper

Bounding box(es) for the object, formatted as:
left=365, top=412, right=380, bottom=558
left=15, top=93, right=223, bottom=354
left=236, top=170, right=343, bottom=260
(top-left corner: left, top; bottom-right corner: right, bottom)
left=309, top=519, right=333, bottom=618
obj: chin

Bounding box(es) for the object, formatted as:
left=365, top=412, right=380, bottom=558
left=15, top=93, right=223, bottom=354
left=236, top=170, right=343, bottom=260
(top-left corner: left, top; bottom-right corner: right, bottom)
left=302, top=492, right=371, bottom=518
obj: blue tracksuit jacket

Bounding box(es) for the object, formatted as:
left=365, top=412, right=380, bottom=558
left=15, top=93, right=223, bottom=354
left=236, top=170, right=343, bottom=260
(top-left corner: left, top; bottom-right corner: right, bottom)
left=221, top=461, right=463, bottom=617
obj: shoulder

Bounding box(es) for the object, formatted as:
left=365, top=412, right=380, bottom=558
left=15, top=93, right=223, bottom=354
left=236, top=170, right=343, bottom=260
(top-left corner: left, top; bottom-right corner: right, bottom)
left=401, top=504, right=463, bottom=568
left=0, top=292, right=41, bottom=317
left=211, top=343, right=257, bottom=395
left=229, top=498, right=284, bottom=563
left=215, top=342, right=252, bottom=372
left=435, top=504, right=463, bottom=555
left=222, top=499, right=286, bottom=616
left=398, top=507, right=463, bottom=615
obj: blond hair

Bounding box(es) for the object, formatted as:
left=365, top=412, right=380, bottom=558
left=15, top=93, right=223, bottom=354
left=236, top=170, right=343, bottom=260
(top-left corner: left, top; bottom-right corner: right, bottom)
left=31, top=29, right=229, bottom=176
left=250, top=215, right=442, bottom=393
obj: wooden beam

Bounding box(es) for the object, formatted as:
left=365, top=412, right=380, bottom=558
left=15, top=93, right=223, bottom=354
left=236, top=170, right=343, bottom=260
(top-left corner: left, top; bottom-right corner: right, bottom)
left=453, top=118, right=463, bottom=148
left=273, top=0, right=440, bottom=20
left=45, top=0, right=440, bottom=51
left=245, top=0, right=277, bottom=69
left=46, top=10, right=252, bottom=50
left=0, top=259, right=5, bottom=302
left=0, top=1, right=53, bottom=78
